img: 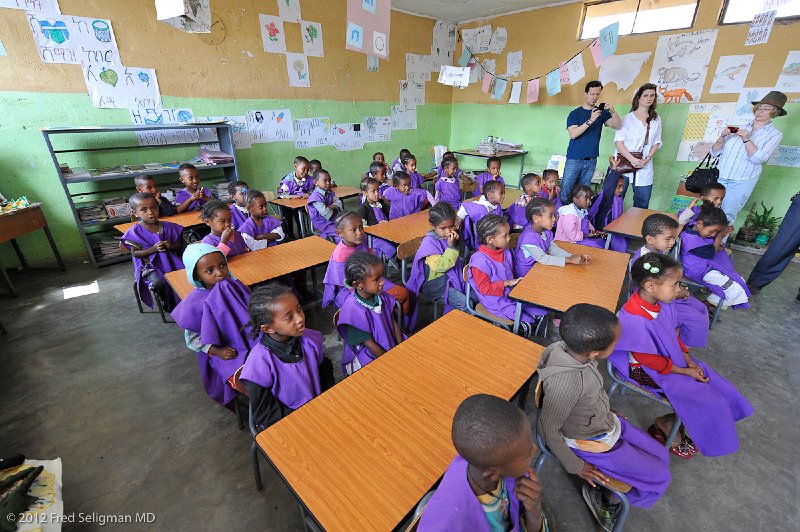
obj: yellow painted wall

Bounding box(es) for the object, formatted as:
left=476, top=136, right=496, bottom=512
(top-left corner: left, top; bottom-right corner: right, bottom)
left=0, top=0, right=451, bottom=103
left=454, top=1, right=799, bottom=106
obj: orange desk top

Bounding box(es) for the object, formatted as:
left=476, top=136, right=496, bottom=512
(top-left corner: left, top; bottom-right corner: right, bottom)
left=465, top=187, right=523, bottom=210
left=114, top=210, right=203, bottom=234
left=509, top=241, right=629, bottom=313
left=331, top=185, right=360, bottom=199
left=165, top=236, right=335, bottom=300
left=603, top=207, right=678, bottom=240
left=257, top=310, right=542, bottom=531
left=364, top=210, right=431, bottom=245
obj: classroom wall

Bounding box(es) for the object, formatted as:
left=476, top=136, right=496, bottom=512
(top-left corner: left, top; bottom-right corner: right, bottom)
left=452, top=1, right=798, bottom=221
left=0, top=0, right=451, bottom=264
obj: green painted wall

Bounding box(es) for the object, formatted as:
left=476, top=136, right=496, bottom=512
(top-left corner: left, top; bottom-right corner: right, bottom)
left=0, top=92, right=451, bottom=264
left=449, top=103, right=799, bottom=227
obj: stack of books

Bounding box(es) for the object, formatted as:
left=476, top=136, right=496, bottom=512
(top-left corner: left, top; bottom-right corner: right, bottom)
left=475, top=142, right=496, bottom=155
left=76, top=202, right=107, bottom=224
left=495, top=139, right=523, bottom=152
left=91, top=235, right=125, bottom=260
left=199, top=149, right=233, bottom=165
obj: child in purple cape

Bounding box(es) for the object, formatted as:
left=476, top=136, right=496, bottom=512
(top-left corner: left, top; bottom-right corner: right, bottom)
left=401, top=153, right=426, bottom=190
left=307, top=169, right=343, bottom=241
left=514, top=198, right=590, bottom=278
left=134, top=175, right=176, bottom=217
left=365, top=152, right=390, bottom=178
left=121, top=193, right=184, bottom=311
left=278, top=156, right=312, bottom=199
left=171, top=243, right=256, bottom=406
left=555, top=185, right=608, bottom=250
left=435, top=157, right=464, bottom=211
left=678, top=182, right=726, bottom=228
left=679, top=205, right=750, bottom=310
left=239, top=189, right=285, bottom=251
left=612, top=254, right=753, bottom=458
left=200, top=200, right=250, bottom=257
left=458, top=180, right=506, bottom=250
left=228, top=180, right=250, bottom=228
left=539, top=169, right=562, bottom=213
left=382, top=171, right=428, bottom=220
left=538, top=304, right=670, bottom=530
left=588, top=173, right=627, bottom=252
left=359, top=178, right=396, bottom=261
left=391, top=148, right=411, bottom=174
left=335, top=252, right=403, bottom=376
left=468, top=215, right=547, bottom=337
left=406, top=202, right=468, bottom=313
left=472, top=156, right=505, bottom=198
left=240, top=284, right=334, bottom=430
left=175, top=163, right=212, bottom=213
left=419, top=394, right=546, bottom=532
left=436, top=152, right=463, bottom=180
left=508, top=173, right=542, bottom=230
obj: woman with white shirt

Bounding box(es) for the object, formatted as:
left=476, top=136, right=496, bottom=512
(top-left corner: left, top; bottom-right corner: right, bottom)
left=614, top=83, right=663, bottom=209
left=709, top=91, right=786, bottom=225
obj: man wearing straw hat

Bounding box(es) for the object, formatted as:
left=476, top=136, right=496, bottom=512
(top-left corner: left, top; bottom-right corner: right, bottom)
left=709, top=91, right=787, bottom=225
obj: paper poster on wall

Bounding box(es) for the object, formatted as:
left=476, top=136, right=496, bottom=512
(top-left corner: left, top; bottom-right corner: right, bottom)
left=130, top=108, right=195, bottom=146
left=745, top=10, right=776, bottom=46
left=406, top=53, right=431, bottom=82
left=195, top=115, right=252, bottom=149
left=293, top=117, right=331, bottom=149
left=489, top=27, right=507, bottom=54
left=461, top=27, right=478, bottom=54
left=26, top=13, right=120, bottom=65
left=330, top=123, right=364, bottom=151
left=710, top=55, right=754, bottom=94
left=481, top=58, right=496, bottom=75
left=527, top=79, right=540, bottom=103
left=567, top=53, right=586, bottom=85
left=457, top=48, right=470, bottom=67
left=83, top=64, right=161, bottom=109
left=491, top=77, right=507, bottom=100
left=346, top=0, right=390, bottom=58
left=776, top=50, right=800, bottom=92
left=286, top=52, right=310, bottom=88
left=367, top=54, right=379, bottom=71
left=301, top=21, right=324, bottom=57
left=156, top=0, right=211, bottom=33
left=474, top=25, right=492, bottom=53
left=277, top=0, right=302, bottom=23
left=481, top=72, right=492, bottom=94
left=768, top=145, right=800, bottom=168
left=589, top=38, right=604, bottom=67
left=259, top=14, right=286, bottom=53
left=546, top=69, right=561, bottom=96
left=508, top=81, right=522, bottom=104
left=363, top=115, right=391, bottom=143
left=432, top=20, right=456, bottom=67
left=731, top=87, right=773, bottom=126
left=599, top=52, right=651, bottom=91
left=391, top=105, right=416, bottom=130
left=468, top=57, right=479, bottom=84
left=400, top=80, right=425, bottom=109
left=248, top=109, right=294, bottom=143
left=438, top=66, right=470, bottom=88
left=506, top=50, right=522, bottom=76
left=676, top=102, right=737, bottom=161
left=559, top=62, right=570, bottom=86
left=649, top=29, right=717, bottom=104
left=1, top=0, right=59, bottom=12
left=599, top=22, right=618, bottom=58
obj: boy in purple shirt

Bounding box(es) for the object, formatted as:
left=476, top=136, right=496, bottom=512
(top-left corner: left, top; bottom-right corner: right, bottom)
left=473, top=156, right=505, bottom=197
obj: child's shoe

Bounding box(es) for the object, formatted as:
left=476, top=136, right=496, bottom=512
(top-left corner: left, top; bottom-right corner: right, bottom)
left=582, top=484, right=620, bottom=532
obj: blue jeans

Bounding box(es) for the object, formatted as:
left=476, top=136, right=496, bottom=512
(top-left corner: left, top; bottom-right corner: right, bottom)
left=747, top=193, right=800, bottom=291
left=561, top=158, right=597, bottom=203
left=621, top=173, right=652, bottom=209
left=720, top=176, right=760, bottom=225
left=446, top=287, right=468, bottom=312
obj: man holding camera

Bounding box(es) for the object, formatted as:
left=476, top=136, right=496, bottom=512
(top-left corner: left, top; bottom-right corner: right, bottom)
left=561, top=80, right=621, bottom=203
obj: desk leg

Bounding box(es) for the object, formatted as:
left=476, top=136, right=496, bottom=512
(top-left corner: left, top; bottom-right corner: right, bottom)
left=368, top=235, right=374, bottom=249
left=518, top=153, right=527, bottom=188
left=516, top=375, right=533, bottom=410
left=297, top=210, right=307, bottom=239
left=604, top=233, right=612, bottom=250
left=44, top=226, right=66, bottom=271
left=300, top=506, right=323, bottom=532
left=10, top=239, right=28, bottom=269
left=0, top=263, right=19, bottom=298
left=310, top=266, right=319, bottom=299
left=512, top=302, right=522, bottom=335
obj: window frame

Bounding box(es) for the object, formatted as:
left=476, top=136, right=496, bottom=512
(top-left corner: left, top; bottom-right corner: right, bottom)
left=717, top=0, right=800, bottom=26
left=578, top=0, right=701, bottom=41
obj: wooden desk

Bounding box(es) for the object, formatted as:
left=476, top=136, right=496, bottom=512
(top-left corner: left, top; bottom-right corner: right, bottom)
left=453, top=149, right=528, bottom=186
left=602, top=207, right=678, bottom=248
left=257, top=310, right=543, bottom=531
left=114, top=210, right=204, bottom=234
left=165, top=236, right=335, bottom=300
left=364, top=210, right=430, bottom=246
left=509, top=241, right=629, bottom=334
left=0, top=203, right=65, bottom=297
left=331, top=185, right=360, bottom=199
left=465, top=187, right=523, bottom=210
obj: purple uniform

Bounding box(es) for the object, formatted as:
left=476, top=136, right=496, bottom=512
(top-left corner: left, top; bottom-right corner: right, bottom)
left=513, top=227, right=553, bottom=278
left=361, top=202, right=397, bottom=260
left=588, top=190, right=627, bottom=252
left=468, top=249, right=546, bottom=321
left=382, top=187, right=427, bottom=219
left=307, top=188, right=340, bottom=240
left=121, top=221, right=185, bottom=309
left=406, top=233, right=465, bottom=311
left=229, top=204, right=249, bottom=228
left=202, top=231, right=249, bottom=257
left=278, top=174, right=313, bottom=197
left=239, top=216, right=284, bottom=248
left=336, top=290, right=399, bottom=376
left=472, top=172, right=505, bottom=197
left=435, top=176, right=462, bottom=210
left=174, top=188, right=208, bottom=211
left=460, top=200, right=503, bottom=250
left=679, top=229, right=751, bottom=309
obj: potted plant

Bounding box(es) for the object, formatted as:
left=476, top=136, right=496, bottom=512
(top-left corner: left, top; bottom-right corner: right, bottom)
left=737, top=202, right=782, bottom=245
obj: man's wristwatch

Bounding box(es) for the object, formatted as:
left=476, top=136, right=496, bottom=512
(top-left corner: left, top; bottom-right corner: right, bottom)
left=585, top=120, right=592, bottom=126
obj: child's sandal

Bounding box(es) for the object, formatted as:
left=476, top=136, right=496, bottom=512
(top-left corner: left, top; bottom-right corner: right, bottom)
left=649, top=424, right=693, bottom=459
left=682, top=435, right=699, bottom=455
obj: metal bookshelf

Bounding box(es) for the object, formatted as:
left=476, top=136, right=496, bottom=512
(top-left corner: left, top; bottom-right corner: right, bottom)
left=42, top=124, right=239, bottom=268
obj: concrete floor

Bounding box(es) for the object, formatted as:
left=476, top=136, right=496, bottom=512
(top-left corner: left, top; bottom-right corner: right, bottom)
left=1, top=250, right=798, bottom=531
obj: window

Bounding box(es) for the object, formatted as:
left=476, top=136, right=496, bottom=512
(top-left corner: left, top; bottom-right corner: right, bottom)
left=580, top=0, right=699, bottom=40
left=720, top=0, right=800, bottom=24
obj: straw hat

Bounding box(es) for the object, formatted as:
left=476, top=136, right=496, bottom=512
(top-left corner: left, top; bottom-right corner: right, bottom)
left=751, top=91, right=788, bottom=116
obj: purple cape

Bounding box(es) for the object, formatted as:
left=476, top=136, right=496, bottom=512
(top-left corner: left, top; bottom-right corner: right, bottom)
left=201, top=231, right=249, bottom=257
left=335, top=291, right=399, bottom=375
left=383, top=187, right=427, bottom=219
left=240, top=329, right=324, bottom=410
left=513, top=227, right=553, bottom=278
left=610, top=301, right=754, bottom=456
left=322, top=241, right=401, bottom=308
left=507, top=203, right=528, bottom=228
left=239, top=215, right=283, bottom=248
left=468, top=249, right=546, bottom=320
left=307, top=189, right=338, bottom=240
left=279, top=175, right=313, bottom=196
left=171, top=278, right=255, bottom=405
left=437, top=166, right=462, bottom=179
left=572, top=417, right=671, bottom=508
left=679, top=230, right=751, bottom=309
left=364, top=204, right=397, bottom=260
left=588, top=191, right=627, bottom=252
left=406, top=234, right=465, bottom=298
left=461, top=201, right=503, bottom=250
left=472, top=172, right=505, bottom=197
left=121, top=221, right=185, bottom=308
left=418, top=454, right=522, bottom=532
left=229, top=204, right=250, bottom=228
left=539, top=189, right=563, bottom=211
left=435, top=177, right=462, bottom=210
left=174, top=189, right=207, bottom=211
left=575, top=217, right=608, bottom=250
left=408, top=171, right=425, bottom=189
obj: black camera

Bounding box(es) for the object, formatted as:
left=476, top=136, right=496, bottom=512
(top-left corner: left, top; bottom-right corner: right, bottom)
left=597, top=102, right=606, bottom=110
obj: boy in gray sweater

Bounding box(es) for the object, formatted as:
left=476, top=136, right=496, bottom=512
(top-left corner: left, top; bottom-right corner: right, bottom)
left=537, top=304, right=670, bottom=531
